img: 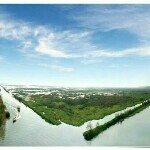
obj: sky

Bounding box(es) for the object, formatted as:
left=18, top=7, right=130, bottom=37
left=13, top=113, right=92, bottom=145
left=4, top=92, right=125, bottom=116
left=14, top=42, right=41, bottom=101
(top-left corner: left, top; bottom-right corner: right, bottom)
left=0, top=4, right=150, bottom=87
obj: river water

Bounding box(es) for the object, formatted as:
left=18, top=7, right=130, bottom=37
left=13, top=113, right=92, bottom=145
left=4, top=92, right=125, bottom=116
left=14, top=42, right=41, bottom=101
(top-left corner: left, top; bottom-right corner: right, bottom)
left=0, top=87, right=150, bottom=146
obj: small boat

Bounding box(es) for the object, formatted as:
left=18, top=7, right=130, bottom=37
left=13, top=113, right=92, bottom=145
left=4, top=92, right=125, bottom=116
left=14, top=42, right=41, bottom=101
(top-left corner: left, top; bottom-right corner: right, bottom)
left=17, top=107, right=20, bottom=112
left=13, top=118, right=16, bottom=123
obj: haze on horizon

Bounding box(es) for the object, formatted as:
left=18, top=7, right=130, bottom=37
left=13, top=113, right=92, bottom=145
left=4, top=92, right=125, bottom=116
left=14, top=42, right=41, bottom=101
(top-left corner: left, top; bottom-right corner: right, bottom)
left=0, top=4, right=150, bottom=87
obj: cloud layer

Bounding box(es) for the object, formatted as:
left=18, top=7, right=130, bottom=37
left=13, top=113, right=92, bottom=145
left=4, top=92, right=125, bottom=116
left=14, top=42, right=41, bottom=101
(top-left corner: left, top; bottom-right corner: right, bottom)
left=71, top=5, right=150, bottom=38
left=1, top=5, right=150, bottom=71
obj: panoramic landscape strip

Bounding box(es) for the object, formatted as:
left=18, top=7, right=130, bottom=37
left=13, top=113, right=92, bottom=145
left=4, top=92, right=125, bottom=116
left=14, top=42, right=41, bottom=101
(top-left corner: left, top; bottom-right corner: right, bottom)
left=83, top=100, right=150, bottom=140
left=1, top=85, right=150, bottom=146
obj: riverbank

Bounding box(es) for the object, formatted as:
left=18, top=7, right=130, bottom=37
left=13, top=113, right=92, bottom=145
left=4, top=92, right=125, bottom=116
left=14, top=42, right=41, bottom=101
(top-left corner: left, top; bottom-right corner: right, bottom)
left=1, top=86, right=9, bottom=93
left=0, top=95, right=9, bottom=126
left=83, top=100, right=150, bottom=141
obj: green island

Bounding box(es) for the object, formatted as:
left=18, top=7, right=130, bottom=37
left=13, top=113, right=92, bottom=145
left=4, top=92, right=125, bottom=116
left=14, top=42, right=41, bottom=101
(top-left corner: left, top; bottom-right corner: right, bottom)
left=12, top=88, right=150, bottom=126
left=83, top=100, right=150, bottom=140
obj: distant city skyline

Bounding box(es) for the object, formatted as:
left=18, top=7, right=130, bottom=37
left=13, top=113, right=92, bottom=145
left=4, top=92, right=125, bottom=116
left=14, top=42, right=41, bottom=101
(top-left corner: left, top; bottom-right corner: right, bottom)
left=0, top=5, right=150, bottom=87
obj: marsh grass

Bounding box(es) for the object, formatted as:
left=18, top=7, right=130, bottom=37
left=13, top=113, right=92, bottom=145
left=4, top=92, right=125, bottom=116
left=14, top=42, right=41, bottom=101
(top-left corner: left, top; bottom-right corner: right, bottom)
left=13, top=91, right=150, bottom=126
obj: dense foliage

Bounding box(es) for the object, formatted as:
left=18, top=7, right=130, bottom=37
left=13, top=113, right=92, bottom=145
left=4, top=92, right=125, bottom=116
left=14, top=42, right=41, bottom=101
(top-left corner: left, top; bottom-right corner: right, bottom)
left=13, top=88, right=150, bottom=126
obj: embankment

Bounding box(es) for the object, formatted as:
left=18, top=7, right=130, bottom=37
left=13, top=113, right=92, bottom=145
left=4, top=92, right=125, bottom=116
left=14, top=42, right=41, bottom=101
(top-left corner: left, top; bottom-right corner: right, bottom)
left=83, top=100, right=150, bottom=141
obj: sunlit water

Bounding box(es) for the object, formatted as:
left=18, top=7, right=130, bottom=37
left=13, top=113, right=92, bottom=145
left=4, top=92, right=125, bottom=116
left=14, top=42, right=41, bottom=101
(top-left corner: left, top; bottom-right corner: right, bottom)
left=0, top=87, right=150, bottom=146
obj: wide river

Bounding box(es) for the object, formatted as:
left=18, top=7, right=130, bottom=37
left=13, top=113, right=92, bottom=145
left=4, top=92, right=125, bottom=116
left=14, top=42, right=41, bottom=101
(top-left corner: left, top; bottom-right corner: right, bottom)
left=0, top=87, right=150, bottom=146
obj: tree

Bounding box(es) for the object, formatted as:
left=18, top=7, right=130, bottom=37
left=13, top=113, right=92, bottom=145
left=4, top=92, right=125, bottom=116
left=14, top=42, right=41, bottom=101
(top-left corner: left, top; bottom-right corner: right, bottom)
left=86, top=121, right=93, bottom=131
left=96, top=121, right=99, bottom=127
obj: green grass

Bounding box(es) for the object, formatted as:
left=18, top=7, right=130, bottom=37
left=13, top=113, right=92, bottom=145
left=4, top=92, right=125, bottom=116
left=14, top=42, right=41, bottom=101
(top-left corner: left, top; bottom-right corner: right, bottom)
left=13, top=89, right=150, bottom=126
left=83, top=100, right=150, bottom=141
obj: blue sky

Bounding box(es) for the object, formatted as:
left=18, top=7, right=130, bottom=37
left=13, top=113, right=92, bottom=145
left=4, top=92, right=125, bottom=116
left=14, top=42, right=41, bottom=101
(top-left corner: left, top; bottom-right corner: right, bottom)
left=0, top=4, right=150, bottom=87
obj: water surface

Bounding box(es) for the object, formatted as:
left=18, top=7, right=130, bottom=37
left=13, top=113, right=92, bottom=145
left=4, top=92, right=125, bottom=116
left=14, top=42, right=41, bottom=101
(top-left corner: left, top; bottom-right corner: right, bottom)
left=0, top=87, right=150, bottom=146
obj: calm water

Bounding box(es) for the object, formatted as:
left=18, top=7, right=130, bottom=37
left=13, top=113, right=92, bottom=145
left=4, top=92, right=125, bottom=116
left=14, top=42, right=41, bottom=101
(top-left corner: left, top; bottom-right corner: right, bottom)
left=0, top=87, right=150, bottom=146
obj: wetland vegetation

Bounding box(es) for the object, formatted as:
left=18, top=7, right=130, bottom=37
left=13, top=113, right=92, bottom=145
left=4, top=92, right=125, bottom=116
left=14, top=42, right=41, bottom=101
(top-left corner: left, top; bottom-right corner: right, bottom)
left=12, top=87, right=150, bottom=126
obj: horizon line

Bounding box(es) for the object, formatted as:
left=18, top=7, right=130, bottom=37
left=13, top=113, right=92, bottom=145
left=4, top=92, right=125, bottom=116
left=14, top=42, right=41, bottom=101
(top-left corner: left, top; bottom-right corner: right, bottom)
left=0, top=83, right=149, bottom=89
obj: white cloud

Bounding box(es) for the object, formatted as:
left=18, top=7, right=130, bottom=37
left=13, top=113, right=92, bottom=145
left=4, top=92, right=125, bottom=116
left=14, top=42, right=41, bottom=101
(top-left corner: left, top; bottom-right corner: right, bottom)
left=134, top=46, right=150, bottom=56
left=84, top=46, right=150, bottom=58
left=0, top=12, right=93, bottom=59
left=0, top=19, right=32, bottom=40
left=81, top=58, right=103, bottom=64
left=40, top=63, right=74, bottom=72
left=85, top=49, right=134, bottom=58
left=71, top=5, right=150, bottom=38
left=21, top=41, right=32, bottom=49
left=1, top=6, right=150, bottom=67
left=35, top=38, right=80, bottom=58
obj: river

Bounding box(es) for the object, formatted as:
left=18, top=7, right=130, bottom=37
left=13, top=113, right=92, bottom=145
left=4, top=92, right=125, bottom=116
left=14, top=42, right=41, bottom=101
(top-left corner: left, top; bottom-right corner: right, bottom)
left=0, top=87, right=150, bottom=146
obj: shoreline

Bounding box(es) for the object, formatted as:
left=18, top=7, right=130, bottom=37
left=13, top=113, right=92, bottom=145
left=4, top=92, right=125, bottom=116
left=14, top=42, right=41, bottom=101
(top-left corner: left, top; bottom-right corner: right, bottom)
left=0, top=94, right=10, bottom=125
